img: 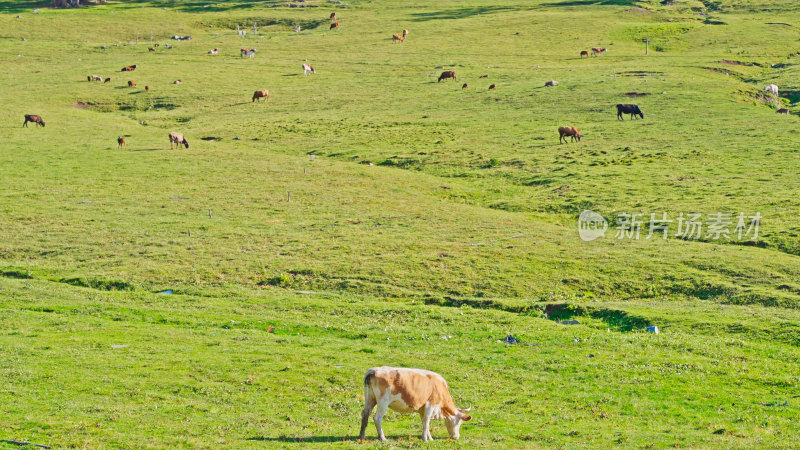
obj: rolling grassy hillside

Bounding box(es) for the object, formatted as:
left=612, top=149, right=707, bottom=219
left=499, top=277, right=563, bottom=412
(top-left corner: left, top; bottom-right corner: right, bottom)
left=1, top=0, right=799, bottom=447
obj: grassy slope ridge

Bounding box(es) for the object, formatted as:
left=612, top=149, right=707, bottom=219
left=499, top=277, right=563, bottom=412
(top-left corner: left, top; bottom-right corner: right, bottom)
left=0, top=0, right=799, bottom=447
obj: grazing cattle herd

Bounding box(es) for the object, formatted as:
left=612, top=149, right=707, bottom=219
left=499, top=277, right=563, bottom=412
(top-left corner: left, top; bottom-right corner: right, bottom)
left=14, top=9, right=796, bottom=442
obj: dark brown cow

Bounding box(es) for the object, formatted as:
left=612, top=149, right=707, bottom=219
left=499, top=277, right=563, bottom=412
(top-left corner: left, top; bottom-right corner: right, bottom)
left=117, top=137, right=126, bottom=148
left=488, top=84, right=496, bottom=90
left=462, top=83, right=468, bottom=89
left=104, top=77, right=112, bottom=83
left=777, top=108, right=790, bottom=115
left=330, top=22, right=340, bottom=30
left=616, top=104, right=644, bottom=120
left=558, top=126, right=582, bottom=143
left=121, top=65, right=137, bottom=72
left=330, top=12, right=337, bottom=22
left=479, top=75, right=488, bottom=78
left=23, top=114, right=45, bottom=128
left=148, top=47, right=155, bottom=52
left=438, top=70, right=457, bottom=82
left=145, top=85, right=150, bottom=92
left=128, top=80, right=136, bottom=87
left=580, top=50, right=589, bottom=58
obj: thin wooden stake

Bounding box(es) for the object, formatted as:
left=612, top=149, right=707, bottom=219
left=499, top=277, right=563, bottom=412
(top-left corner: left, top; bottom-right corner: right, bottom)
left=287, top=191, right=291, bottom=201
left=208, top=209, right=212, bottom=218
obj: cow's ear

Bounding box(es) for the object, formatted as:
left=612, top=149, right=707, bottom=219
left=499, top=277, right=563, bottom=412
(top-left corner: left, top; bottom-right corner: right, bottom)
left=462, top=415, right=472, bottom=422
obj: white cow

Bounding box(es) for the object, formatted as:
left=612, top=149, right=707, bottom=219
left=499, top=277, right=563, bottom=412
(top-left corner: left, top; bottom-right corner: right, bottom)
left=765, top=84, right=779, bottom=96
left=303, top=63, right=316, bottom=75
left=359, top=367, right=472, bottom=442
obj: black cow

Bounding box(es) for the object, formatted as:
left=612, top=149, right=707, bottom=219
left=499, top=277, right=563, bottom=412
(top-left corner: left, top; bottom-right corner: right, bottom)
left=616, top=104, right=644, bottom=120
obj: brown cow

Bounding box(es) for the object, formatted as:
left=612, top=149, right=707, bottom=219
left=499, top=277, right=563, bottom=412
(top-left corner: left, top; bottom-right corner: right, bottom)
left=559, top=126, right=582, bottom=143
left=145, top=85, right=150, bottom=92
left=479, top=75, right=488, bottom=78
left=360, top=367, right=472, bottom=442
left=121, top=65, right=137, bottom=71
left=330, top=12, right=337, bottom=22
left=777, top=108, right=790, bottom=115
left=580, top=50, right=589, bottom=58
left=117, top=137, right=126, bottom=148
left=169, top=132, right=189, bottom=149
left=488, top=84, right=496, bottom=90
left=104, top=77, right=112, bottom=83
left=330, top=22, right=340, bottom=30
left=252, top=89, right=270, bottom=102
left=591, top=47, right=606, bottom=56
left=128, top=80, right=136, bottom=87
left=392, top=33, right=404, bottom=43
left=462, top=83, right=468, bottom=89
left=438, top=70, right=457, bottom=82
left=23, top=114, right=45, bottom=128
left=148, top=47, right=155, bottom=52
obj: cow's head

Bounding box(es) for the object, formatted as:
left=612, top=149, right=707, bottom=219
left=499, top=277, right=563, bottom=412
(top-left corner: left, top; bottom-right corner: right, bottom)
left=444, top=407, right=472, bottom=440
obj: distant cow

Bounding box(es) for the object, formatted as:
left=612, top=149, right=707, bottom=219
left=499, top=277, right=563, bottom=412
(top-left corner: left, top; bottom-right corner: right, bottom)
left=128, top=80, right=136, bottom=87
left=580, top=50, right=589, bottom=58
left=104, top=77, right=112, bottom=83
left=479, top=75, right=488, bottom=78
left=777, top=108, right=790, bottom=115
left=303, top=63, right=316, bottom=75
left=438, top=70, right=457, bottom=82
left=145, top=85, right=150, bottom=92
left=392, top=33, right=404, bottom=43
left=88, top=75, right=102, bottom=82
left=616, top=104, right=644, bottom=120
left=241, top=48, right=255, bottom=58
left=117, top=136, right=126, bottom=148
left=330, top=12, right=337, bottom=22
left=240, top=48, right=251, bottom=57
left=23, top=114, right=45, bottom=128
left=148, top=47, right=155, bottom=52
left=360, top=367, right=472, bottom=442
left=208, top=48, right=219, bottom=55
left=544, top=80, right=558, bottom=87
left=591, top=47, right=606, bottom=56
left=559, top=126, right=582, bottom=143
left=169, top=132, right=189, bottom=149
left=121, top=65, right=137, bottom=71
left=764, top=84, right=779, bottom=96
left=462, top=83, right=468, bottom=89
left=403, top=29, right=409, bottom=38
left=488, top=84, right=496, bottom=90
left=330, top=22, right=340, bottom=30
left=173, top=80, right=182, bottom=85
left=252, top=89, right=270, bottom=102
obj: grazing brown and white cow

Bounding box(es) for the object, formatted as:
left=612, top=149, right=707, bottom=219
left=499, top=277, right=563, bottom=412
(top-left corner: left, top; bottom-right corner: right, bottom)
left=169, top=132, right=189, bottom=149
left=330, top=12, right=337, bottom=22
left=488, top=84, right=496, bottom=90
left=104, top=77, right=112, bottom=83
left=23, top=114, right=45, bottom=128
left=392, top=33, right=404, bottom=43
left=303, top=63, right=316, bottom=75
left=544, top=80, right=558, bottom=87
left=580, top=50, right=589, bottom=58
left=89, top=75, right=102, bottom=82
left=438, top=70, right=457, bottom=82
left=208, top=48, right=219, bottom=55
left=128, top=80, right=136, bottom=87
left=330, top=22, right=340, bottom=30
left=559, top=126, right=582, bottom=143
left=241, top=48, right=255, bottom=58
left=173, top=80, right=182, bottom=85
left=359, top=367, right=472, bottom=442
left=121, top=65, right=137, bottom=71
left=252, top=89, right=269, bottom=102
left=117, top=136, right=126, bottom=148
left=591, top=47, right=606, bottom=56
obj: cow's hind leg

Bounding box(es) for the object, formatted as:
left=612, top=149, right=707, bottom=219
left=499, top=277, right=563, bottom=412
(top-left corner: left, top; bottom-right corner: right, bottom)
left=374, top=397, right=390, bottom=441
left=359, top=395, right=375, bottom=439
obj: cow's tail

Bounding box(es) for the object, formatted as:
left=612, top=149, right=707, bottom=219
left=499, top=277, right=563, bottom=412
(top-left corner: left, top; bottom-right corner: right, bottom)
left=363, top=368, right=376, bottom=405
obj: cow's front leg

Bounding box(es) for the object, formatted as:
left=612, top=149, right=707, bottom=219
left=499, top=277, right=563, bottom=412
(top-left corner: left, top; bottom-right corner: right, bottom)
left=421, top=405, right=434, bottom=442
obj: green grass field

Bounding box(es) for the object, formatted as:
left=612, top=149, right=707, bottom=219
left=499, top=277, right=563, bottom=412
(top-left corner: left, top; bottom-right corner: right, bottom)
left=1, top=0, right=799, bottom=447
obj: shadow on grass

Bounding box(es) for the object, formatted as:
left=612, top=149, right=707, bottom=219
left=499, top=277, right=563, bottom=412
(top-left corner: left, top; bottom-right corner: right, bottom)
left=247, top=436, right=360, bottom=443
left=540, top=0, right=638, bottom=6
left=0, top=1, right=44, bottom=13
left=409, top=6, right=521, bottom=21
